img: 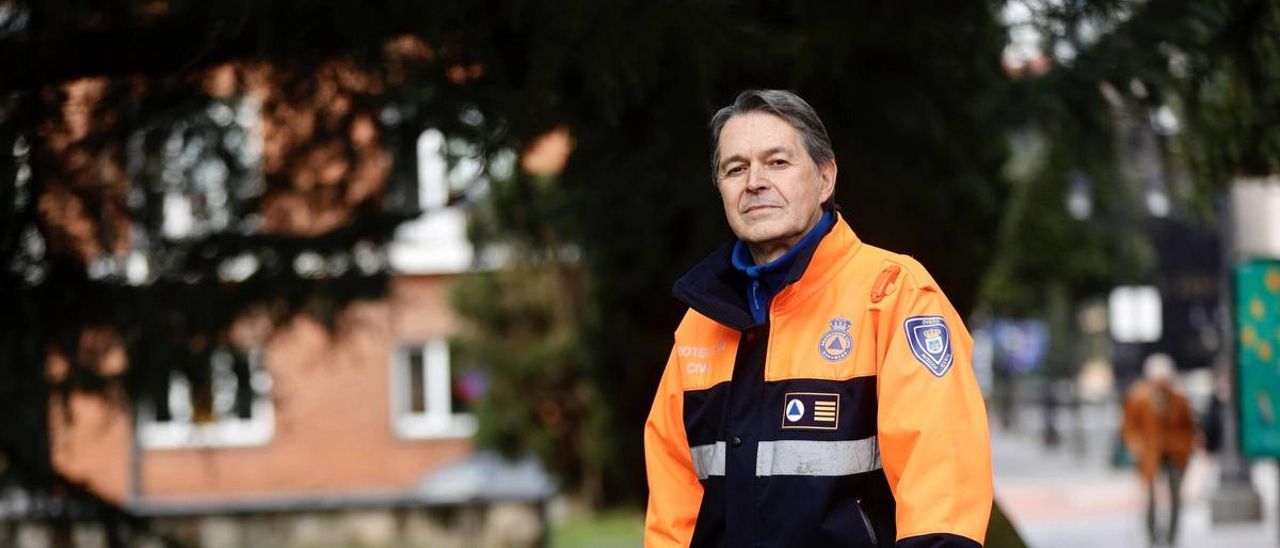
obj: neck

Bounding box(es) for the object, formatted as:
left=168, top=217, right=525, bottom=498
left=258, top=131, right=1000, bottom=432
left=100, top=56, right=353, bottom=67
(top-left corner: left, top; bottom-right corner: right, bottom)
left=745, top=211, right=825, bottom=264
left=747, top=237, right=802, bottom=264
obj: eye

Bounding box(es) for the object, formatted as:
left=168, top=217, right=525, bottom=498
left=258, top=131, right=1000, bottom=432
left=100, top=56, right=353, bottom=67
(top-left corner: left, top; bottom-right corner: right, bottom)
left=723, top=165, right=746, bottom=177
left=768, top=158, right=790, bottom=168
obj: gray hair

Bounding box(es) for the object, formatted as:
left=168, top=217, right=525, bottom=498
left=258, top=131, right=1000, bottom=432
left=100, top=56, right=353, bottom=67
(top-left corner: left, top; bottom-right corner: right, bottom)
left=708, top=89, right=835, bottom=183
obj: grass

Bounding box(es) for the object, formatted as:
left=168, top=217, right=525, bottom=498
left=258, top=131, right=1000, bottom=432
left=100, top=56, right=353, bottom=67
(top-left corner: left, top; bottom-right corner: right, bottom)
left=550, top=510, right=644, bottom=548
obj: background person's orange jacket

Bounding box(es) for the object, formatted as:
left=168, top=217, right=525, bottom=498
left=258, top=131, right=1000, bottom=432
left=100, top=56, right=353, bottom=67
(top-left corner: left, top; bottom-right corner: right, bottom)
left=1121, top=379, right=1197, bottom=483
left=645, top=214, right=992, bottom=547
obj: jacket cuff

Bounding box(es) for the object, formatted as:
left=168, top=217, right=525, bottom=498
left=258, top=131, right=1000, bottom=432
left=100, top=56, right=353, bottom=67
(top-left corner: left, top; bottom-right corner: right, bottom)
left=897, top=533, right=982, bottom=548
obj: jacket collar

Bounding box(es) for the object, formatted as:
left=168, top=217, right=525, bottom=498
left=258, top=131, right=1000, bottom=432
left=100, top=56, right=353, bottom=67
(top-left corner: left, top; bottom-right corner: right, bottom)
left=673, top=211, right=861, bottom=331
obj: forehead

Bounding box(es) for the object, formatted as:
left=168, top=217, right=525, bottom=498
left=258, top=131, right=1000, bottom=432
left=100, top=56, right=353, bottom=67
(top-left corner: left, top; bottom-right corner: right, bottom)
left=717, top=112, right=804, bottom=158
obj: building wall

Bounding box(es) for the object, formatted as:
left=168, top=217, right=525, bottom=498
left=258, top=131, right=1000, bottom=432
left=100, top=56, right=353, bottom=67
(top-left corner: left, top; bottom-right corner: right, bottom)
left=50, top=274, right=472, bottom=503
left=49, top=389, right=133, bottom=503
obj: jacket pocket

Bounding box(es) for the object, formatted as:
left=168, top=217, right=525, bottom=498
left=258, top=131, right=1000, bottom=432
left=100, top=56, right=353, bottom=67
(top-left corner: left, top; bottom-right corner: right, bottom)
left=855, top=498, right=879, bottom=547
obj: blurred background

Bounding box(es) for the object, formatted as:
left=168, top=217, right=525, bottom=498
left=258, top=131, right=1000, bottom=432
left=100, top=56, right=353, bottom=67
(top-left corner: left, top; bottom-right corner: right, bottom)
left=1, top=0, right=1279, bottom=546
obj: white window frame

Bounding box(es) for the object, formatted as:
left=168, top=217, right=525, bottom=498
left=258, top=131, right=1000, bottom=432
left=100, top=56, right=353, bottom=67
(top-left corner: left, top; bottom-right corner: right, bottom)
left=391, top=339, right=477, bottom=439
left=138, top=348, right=274, bottom=449
left=388, top=129, right=478, bottom=275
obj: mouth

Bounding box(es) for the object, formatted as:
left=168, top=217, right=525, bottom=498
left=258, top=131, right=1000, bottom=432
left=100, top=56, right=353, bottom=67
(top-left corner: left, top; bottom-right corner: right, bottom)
left=742, top=204, right=780, bottom=214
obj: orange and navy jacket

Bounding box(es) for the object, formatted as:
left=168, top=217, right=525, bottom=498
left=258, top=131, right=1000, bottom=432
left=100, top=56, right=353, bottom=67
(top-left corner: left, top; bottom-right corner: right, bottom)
left=644, top=213, right=992, bottom=547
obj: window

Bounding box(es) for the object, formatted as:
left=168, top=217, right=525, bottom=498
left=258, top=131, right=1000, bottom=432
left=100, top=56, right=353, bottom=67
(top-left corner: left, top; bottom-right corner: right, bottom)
left=129, top=94, right=262, bottom=242
left=138, top=347, right=274, bottom=449
left=388, top=129, right=479, bottom=274
left=391, top=340, right=480, bottom=439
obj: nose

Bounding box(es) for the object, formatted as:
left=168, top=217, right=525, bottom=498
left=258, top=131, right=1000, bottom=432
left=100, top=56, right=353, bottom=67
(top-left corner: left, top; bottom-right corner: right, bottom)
left=746, top=163, right=770, bottom=192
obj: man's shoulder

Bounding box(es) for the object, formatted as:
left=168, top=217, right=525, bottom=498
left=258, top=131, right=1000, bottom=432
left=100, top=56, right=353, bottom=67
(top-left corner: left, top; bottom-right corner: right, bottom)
left=673, top=307, right=728, bottom=335
left=670, top=309, right=739, bottom=362
left=674, top=308, right=707, bottom=330
left=1124, top=380, right=1156, bottom=406
left=851, top=242, right=939, bottom=291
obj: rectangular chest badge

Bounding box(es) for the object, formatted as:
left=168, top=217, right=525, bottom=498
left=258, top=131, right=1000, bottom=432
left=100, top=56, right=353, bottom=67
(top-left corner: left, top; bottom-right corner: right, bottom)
left=781, top=392, right=840, bottom=430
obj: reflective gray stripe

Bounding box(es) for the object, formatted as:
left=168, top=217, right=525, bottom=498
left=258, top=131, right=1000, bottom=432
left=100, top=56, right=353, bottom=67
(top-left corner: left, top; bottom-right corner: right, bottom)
left=755, top=437, right=881, bottom=477
left=690, top=442, right=726, bottom=479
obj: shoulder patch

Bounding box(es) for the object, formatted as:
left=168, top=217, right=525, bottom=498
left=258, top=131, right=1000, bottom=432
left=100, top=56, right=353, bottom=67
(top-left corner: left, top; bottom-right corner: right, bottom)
left=903, top=315, right=954, bottom=377
left=870, top=264, right=902, bottom=303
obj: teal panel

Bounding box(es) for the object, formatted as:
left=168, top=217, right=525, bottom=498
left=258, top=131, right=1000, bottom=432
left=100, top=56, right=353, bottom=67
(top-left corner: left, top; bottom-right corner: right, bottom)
left=1237, top=260, right=1280, bottom=457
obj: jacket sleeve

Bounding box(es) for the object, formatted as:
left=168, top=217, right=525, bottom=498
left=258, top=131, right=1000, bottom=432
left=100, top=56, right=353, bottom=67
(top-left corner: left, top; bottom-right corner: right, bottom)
left=877, top=276, right=993, bottom=548
left=644, top=348, right=703, bottom=547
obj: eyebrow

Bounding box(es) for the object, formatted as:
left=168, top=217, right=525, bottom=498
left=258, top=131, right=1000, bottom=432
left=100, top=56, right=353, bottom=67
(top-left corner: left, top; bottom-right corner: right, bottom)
left=718, top=146, right=791, bottom=172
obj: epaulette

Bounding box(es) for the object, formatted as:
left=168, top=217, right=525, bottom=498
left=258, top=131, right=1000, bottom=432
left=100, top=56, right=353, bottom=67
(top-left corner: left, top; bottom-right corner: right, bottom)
left=870, top=263, right=902, bottom=304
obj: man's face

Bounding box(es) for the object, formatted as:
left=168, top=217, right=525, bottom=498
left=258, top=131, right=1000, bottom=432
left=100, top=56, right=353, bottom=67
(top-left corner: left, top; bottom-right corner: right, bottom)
left=715, top=112, right=836, bottom=262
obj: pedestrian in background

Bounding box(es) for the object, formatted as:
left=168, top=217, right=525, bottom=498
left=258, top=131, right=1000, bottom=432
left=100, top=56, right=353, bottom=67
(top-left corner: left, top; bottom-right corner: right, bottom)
left=1121, top=353, right=1198, bottom=547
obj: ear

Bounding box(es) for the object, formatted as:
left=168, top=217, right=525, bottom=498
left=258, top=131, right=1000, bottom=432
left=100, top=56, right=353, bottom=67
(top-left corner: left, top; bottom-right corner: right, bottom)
left=818, top=159, right=837, bottom=203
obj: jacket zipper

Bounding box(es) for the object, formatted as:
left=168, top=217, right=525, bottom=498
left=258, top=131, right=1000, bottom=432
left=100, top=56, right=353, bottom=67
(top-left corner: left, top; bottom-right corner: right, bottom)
left=855, top=498, right=878, bottom=547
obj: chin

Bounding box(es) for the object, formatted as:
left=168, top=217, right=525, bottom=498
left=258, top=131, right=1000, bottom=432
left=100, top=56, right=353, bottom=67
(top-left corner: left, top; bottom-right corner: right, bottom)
left=732, top=212, right=803, bottom=240
left=736, top=224, right=796, bottom=247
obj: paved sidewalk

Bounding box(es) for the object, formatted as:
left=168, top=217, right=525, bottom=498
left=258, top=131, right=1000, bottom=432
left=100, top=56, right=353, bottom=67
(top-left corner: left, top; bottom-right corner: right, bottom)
left=993, top=411, right=1277, bottom=547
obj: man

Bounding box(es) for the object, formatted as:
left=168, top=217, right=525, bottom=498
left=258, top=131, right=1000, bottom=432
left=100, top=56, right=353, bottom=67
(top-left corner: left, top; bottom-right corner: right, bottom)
left=1121, top=354, right=1197, bottom=547
left=644, top=89, right=992, bottom=547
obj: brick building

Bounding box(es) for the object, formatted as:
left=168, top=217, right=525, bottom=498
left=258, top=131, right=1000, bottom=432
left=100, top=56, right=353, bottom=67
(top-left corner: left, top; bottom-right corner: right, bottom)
left=21, top=77, right=562, bottom=544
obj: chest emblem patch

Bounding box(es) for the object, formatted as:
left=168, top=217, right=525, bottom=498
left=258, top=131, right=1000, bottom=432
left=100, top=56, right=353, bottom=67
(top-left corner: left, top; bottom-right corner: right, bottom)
left=818, top=316, right=854, bottom=362
left=781, top=392, right=840, bottom=430
left=904, top=315, right=954, bottom=377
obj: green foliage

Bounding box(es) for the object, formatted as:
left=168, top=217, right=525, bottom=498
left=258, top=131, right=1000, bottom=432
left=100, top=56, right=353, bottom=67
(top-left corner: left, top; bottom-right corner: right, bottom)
left=1021, top=0, right=1280, bottom=187
left=981, top=0, right=1280, bottom=320
left=980, top=123, right=1122, bottom=313
left=452, top=264, right=596, bottom=486
left=451, top=161, right=606, bottom=499
left=1179, top=0, right=1280, bottom=179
